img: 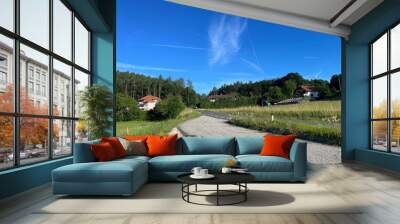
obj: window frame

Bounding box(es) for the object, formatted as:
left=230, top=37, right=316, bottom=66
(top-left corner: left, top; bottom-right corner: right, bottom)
left=0, top=0, right=92, bottom=171
left=0, top=53, right=7, bottom=68
left=370, top=21, right=400, bottom=153
left=0, top=71, right=7, bottom=85
left=0, top=53, right=8, bottom=89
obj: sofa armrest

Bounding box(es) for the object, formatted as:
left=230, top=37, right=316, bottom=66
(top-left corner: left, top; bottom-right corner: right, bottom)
left=289, top=141, right=307, bottom=181
left=73, top=140, right=100, bottom=163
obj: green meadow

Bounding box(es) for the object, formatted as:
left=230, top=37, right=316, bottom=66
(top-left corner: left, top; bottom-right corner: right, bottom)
left=116, top=108, right=201, bottom=136
left=206, top=101, right=341, bottom=145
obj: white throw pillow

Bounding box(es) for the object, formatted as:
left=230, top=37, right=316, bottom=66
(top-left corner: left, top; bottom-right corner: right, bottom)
left=119, top=138, right=147, bottom=156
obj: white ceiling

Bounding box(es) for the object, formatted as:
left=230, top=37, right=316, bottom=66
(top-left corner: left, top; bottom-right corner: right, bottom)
left=229, top=0, right=352, bottom=22
left=168, top=0, right=384, bottom=37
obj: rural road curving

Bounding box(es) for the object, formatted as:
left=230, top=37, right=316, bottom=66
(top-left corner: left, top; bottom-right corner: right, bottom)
left=178, top=115, right=341, bottom=164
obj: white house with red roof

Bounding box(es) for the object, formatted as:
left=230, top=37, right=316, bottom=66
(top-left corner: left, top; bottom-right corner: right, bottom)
left=296, top=85, right=320, bottom=98
left=138, top=95, right=161, bottom=111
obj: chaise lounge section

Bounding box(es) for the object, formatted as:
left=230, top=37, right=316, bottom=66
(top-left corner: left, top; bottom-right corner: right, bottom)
left=52, top=136, right=307, bottom=196
left=52, top=140, right=149, bottom=196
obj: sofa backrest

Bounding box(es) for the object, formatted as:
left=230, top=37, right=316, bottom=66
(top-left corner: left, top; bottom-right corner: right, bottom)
left=177, top=137, right=236, bottom=155
left=235, top=136, right=264, bottom=155
left=75, top=136, right=304, bottom=159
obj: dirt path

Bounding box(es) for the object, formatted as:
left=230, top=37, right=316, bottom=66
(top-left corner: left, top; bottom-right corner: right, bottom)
left=178, top=115, right=341, bottom=164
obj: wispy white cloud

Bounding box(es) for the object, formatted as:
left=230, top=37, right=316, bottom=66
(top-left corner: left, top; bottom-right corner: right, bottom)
left=219, top=71, right=257, bottom=77
left=249, top=36, right=262, bottom=68
left=304, top=71, right=323, bottom=80
left=117, top=62, right=187, bottom=72
left=240, top=57, right=265, bottom=74
left=208, top=15, right=247, bottom=65
left=313, top=71, right=322, bottom=79
left=151, top=44, right=206, bottom=51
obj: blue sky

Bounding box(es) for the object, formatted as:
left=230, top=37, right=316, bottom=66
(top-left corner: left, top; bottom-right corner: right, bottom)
left=117, top=0, right=341, bottom=94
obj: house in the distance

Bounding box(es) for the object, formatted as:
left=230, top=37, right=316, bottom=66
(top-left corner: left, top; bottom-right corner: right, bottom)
left=138, top=95, right=161, bottom=111
left=295, top=85, right=319, bottom=98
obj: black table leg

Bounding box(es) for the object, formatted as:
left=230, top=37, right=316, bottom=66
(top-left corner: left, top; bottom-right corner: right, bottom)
left=181, top=184, right=183, bottom=199
left=195, top=184, right=198, bottom=192
left=216, top=184, right=219, bottom=206
left=245, top=183, right=247, bottom=201
left=187, top=184, right=190, bottom=202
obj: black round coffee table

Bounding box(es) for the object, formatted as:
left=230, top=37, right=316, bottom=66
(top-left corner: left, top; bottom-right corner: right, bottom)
left=177, top=173, right=255, bottom=206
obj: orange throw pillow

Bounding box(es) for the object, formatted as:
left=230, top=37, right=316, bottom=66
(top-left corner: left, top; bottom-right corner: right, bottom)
left=124, top=135, right=148, bottom=141
left=260, top=134, right=296, bottom=159
left=146, top=134, right=177, bottom=157
left=101, top=137, right=126, bottom=158
left=91, top=142, right=117, bottom=162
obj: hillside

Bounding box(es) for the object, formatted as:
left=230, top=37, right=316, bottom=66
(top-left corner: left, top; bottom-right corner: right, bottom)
left=209, top=73, right=341, bottom=102
left=116, top=71, right=199, bottom=107
left=116, top=71, right=341, bottom=108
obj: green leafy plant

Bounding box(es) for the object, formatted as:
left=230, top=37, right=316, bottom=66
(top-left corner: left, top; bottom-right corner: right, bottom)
left=150, top=95, right=185, bottom=120
left=80, top=84, right=113, bottom=139
left=116, top=93, right=144, bottom=121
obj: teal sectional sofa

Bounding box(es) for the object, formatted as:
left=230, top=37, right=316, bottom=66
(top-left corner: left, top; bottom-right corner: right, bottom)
left=52, top=136, right=307, bottom=196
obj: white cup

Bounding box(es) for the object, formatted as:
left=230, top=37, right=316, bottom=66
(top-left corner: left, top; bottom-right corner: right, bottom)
left=221, top=167, right=232, bottom=174
left=200, top=169, right=208, bottom=176
left=191, top=167, right=202, bottom=176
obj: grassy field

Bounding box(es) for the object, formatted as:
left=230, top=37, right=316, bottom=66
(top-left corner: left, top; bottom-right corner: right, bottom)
left=116, top=108, right=201, bottom=136
left=206, top=100, right=341, bottom=145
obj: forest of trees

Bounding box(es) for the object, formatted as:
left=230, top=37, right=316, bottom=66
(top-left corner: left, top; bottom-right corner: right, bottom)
left=116, top=71, right=341, bottom=109
left=209, top=73, right=341, bottom=101
left=116, top=71, right=200, bottom=107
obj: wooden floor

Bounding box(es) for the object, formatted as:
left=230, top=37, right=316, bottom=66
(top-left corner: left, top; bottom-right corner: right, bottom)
left=1, top=162, right=400, bottom=224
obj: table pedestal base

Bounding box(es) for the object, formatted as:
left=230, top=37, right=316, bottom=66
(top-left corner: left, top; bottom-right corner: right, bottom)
left=181, top=183, right=248, bottom=206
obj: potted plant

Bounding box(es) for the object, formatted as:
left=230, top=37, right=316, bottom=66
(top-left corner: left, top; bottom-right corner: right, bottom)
left=80, top=84, right=113, bottom=140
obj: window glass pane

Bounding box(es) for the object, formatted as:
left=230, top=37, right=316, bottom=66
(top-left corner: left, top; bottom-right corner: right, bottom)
left=53, top=59, right=72, bottom=117
left=74, top=69, right=89, bottom=118
left=74, top=18, right=89, bottom=70
left=0, top=0, right=14, bottom=31
left=0, top=116, right=13, bottom=170
left=372, top=76, right=387, bottom=119
left=0, top=34, right=14, bottom=112
left=372, top=33, right=387, bottom=76
left=391, top=72, right=400, bottom=118
left=391, top=24, right=400, bottom=70
left=391, top=120, right=400, bottom=153
left=53, top=119, right=72, bottom=157
left=75, top=120, right=88, bottom=143
left=20, top=117, right=49, bottom=165
left=20, top=44, right=49, bottom=115
left=53, top=0, right=72, bottom=60
left=372, top=121, right=388, bottom=151
left=20, top=0, right=49, bottom=49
